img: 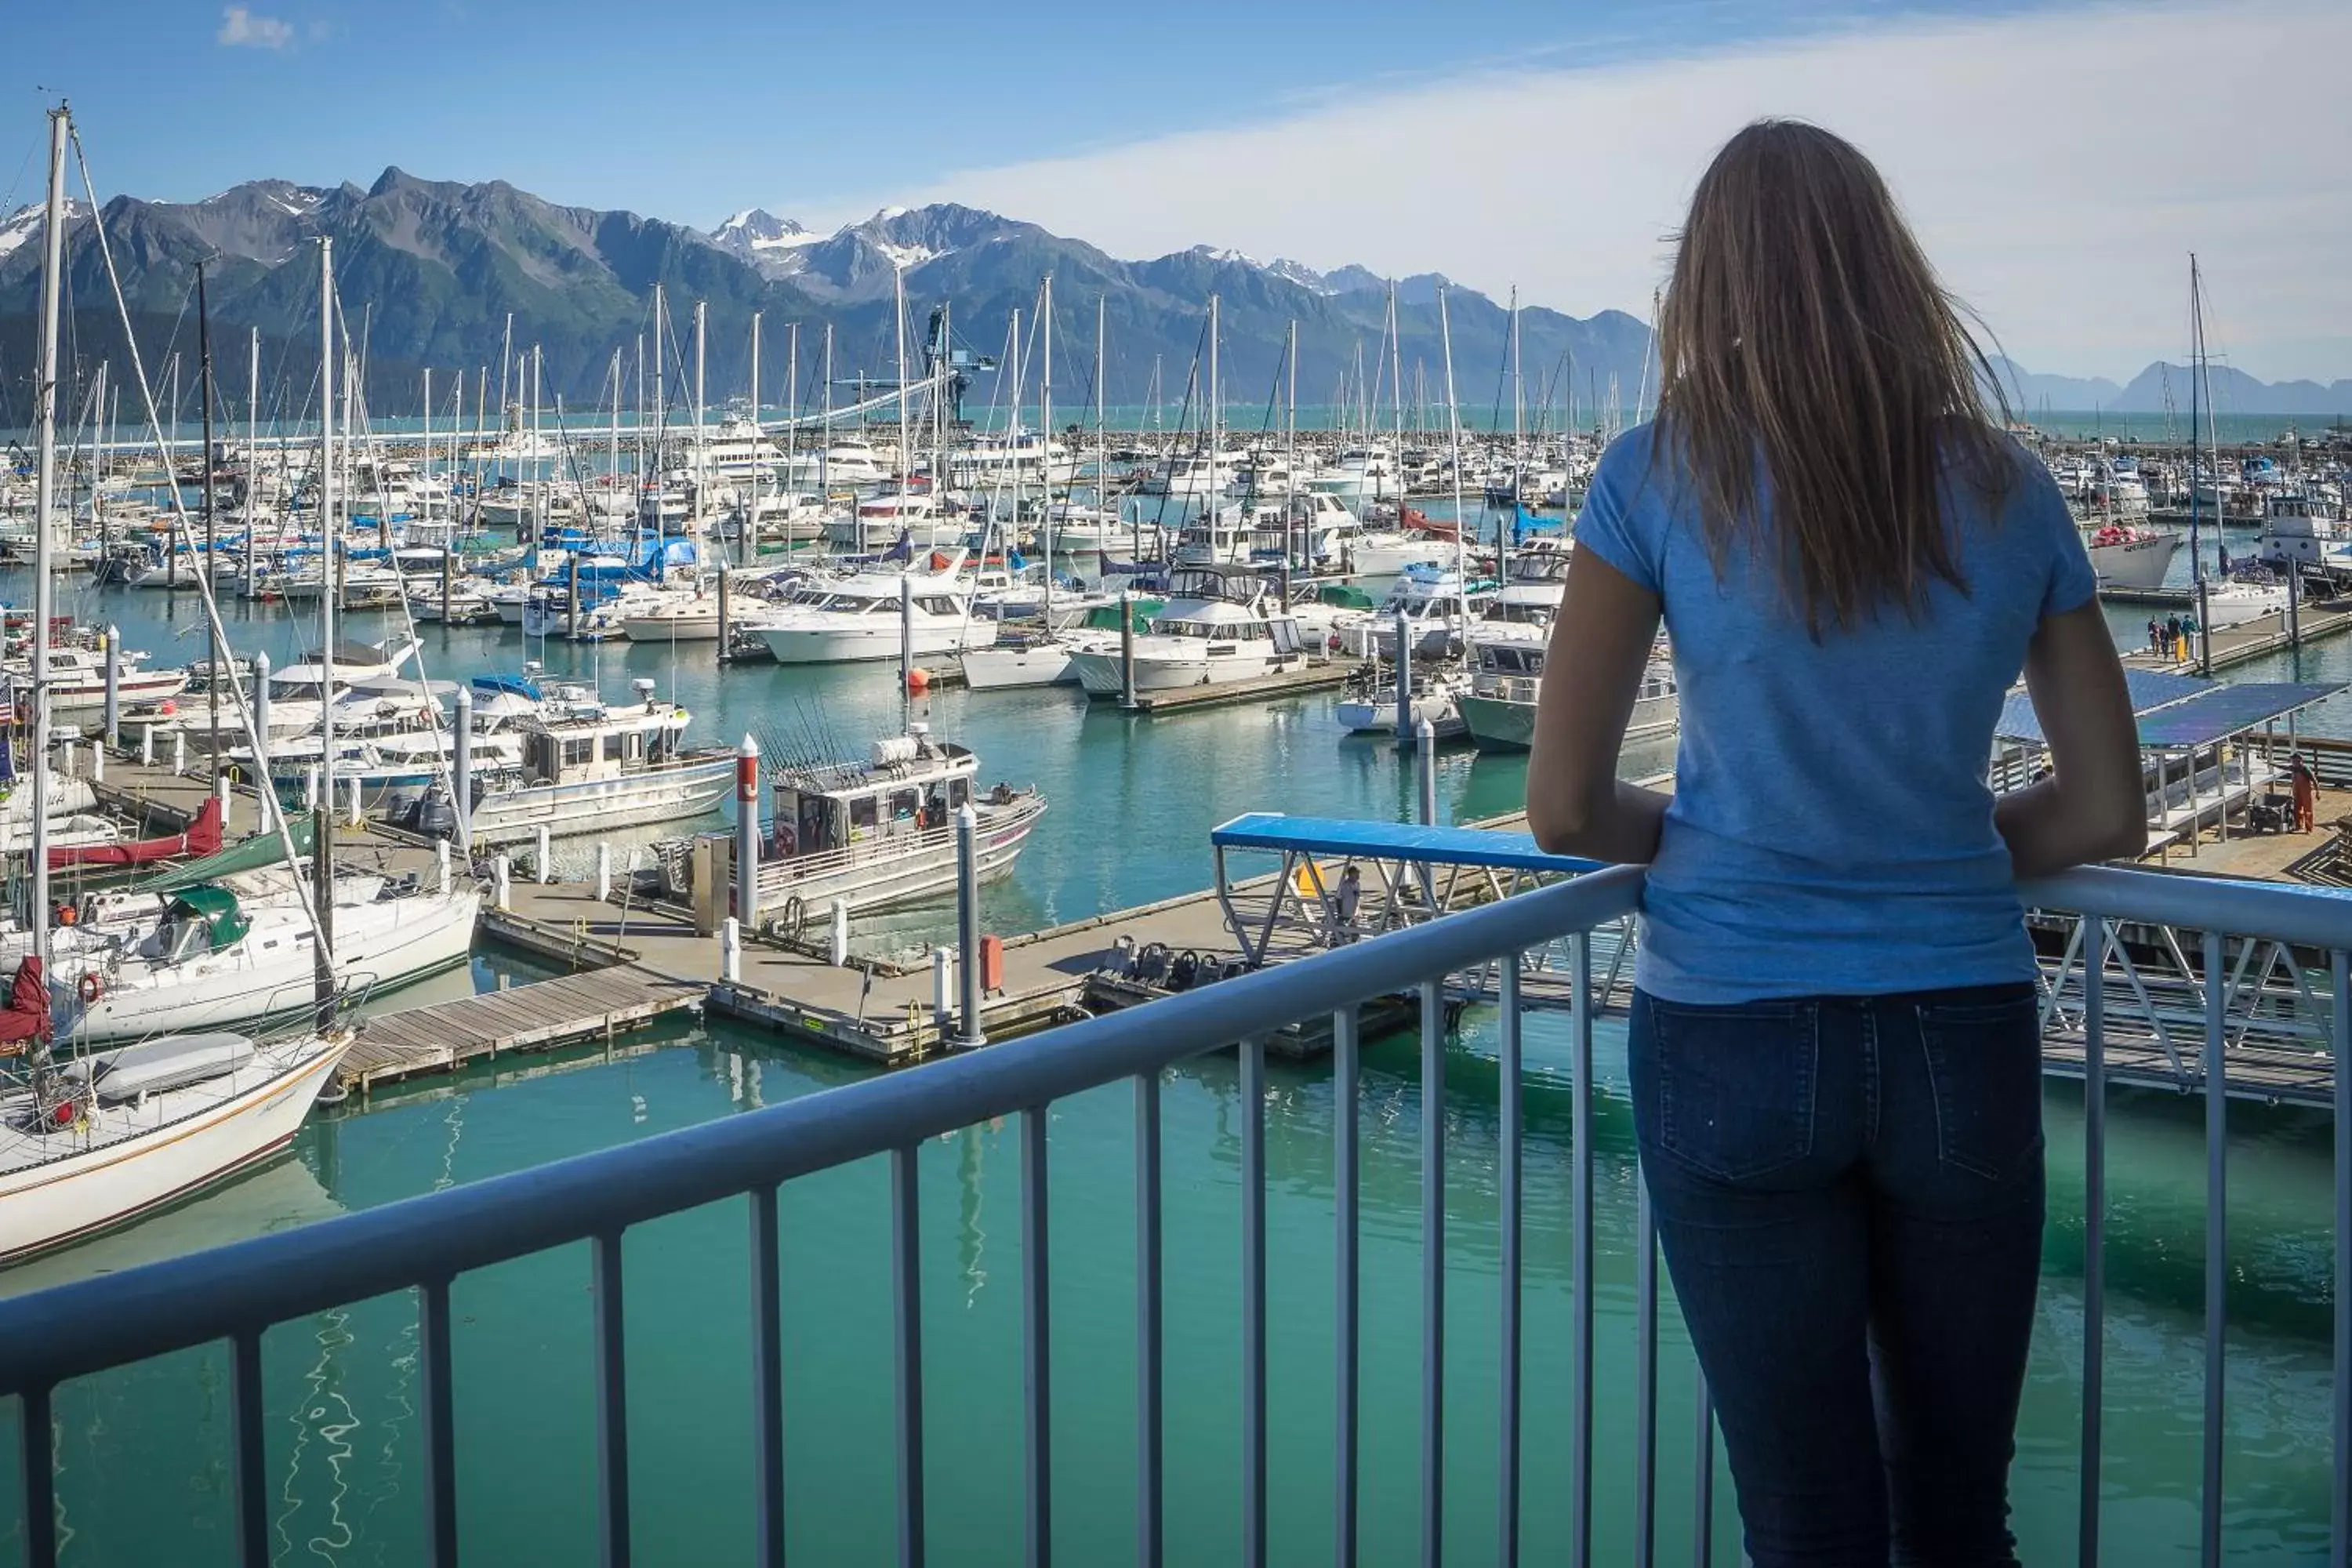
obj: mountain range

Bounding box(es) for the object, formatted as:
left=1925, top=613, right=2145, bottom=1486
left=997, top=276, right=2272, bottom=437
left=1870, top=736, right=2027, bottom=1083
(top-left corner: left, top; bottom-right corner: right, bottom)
left=0, top=168, right=2340, bottom=429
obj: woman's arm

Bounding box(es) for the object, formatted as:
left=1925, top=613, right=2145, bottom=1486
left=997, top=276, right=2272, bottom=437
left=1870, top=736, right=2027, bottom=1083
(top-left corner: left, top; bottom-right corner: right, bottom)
left=1525, top=549, right=1674, bottom=863
left=1994, top=601, right=2147, bottom=878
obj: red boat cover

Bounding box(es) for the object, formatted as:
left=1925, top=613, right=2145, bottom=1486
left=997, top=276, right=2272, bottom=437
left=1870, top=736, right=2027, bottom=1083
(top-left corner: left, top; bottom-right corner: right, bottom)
left=47, top=795, right=223, bottom=872
left=0, top=956, right=50, bottom=1050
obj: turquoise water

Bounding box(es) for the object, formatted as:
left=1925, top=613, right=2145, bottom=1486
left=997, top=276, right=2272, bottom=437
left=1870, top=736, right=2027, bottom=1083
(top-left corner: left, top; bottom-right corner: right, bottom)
left=0, top=567, right=2339, bottom=1563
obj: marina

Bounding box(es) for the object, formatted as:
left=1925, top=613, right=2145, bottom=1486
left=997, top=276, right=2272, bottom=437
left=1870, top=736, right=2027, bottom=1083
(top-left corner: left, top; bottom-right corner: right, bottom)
left=0, top=97, right=2346, bottom=1568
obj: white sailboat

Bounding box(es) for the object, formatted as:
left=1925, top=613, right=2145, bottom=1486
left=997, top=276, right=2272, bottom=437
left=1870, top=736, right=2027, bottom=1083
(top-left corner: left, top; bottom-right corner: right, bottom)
left=0, top=110, right=352, bottom=1266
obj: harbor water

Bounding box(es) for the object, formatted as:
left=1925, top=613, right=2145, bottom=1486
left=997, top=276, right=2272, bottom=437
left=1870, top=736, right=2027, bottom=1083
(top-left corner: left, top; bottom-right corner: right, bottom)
left=0, top=555, right=2340, bottom=1563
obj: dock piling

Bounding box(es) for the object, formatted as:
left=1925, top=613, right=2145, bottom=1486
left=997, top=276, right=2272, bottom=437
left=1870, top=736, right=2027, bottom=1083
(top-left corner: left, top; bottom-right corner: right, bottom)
left=830, top=898, right=850, bottom=967
left=216, top=773, right=232, bottom=833
left=1417, top=718, right=1438, bottom=825
left=595, top=842, right=612, bottom=901
left=89, top=741, right=102, bottom=782
left=439, top=546, right=452, bottom=625
left=56, top=740, right=73, bottom=781
left=932, top=947, right=953, bottom=1036
left=1394, top=609, right=1413, bottom=746
left=716, top=561, right=731, bottom=666
left=437, top=840, right=450, bottom=895
left=721, top=917, right=742, bottom=983
left=956, top=804, right=985, bottom=1049
left=303, top=764, right=318, bottom=813
left=493, top=853, right=511, bottom=912
left=172, top=730, right=186, bottom=777
left=140, top=724, right=153, bottom=768
left=452, top=683, right=473, bottom=848
left=347, top=774, right=363, bottom=828
left=102, top=624, right=119, bottom=746
left=535, top=825, right=553, bottom=884
left=1120, top=590, right=1138, bottom=710
left=567, top=554, right=581, bottom=641
left=252, top=652, right=270, bottom=776
left=735, top=735, right=761, bottom=932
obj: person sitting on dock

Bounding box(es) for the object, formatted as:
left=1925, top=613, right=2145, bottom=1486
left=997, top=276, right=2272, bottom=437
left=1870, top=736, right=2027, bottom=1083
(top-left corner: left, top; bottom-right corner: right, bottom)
left=2292, top=751, right=2318, bottom=833
left=1523, top=119, right=2143, bottom=1567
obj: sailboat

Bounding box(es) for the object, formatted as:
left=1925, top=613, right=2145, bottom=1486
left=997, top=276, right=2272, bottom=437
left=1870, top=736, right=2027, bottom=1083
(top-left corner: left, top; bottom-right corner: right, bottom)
left=0, top=107, right=352, bottom=1265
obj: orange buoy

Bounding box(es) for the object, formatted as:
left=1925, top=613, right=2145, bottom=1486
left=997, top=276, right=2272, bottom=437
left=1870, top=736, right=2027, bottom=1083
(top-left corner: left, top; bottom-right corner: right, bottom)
left=906, top=667, right=933, bottom=694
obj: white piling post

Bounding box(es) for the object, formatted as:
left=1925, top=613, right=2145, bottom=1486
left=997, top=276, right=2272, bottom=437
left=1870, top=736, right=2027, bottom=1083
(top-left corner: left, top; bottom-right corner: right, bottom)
left=595, top=841, right=612, bottom=901
left=956, top=804, right=985, bottom=1049
left=216, top=772, right=233, bottom=833
left=57, top=740, right=74, bottom=781
left=932, top=946, right=953, bottom=1036
left=437, top=840, right=451, bottom=895
left=735, top=733, right=761, bottom=930
left=89, top=741, right=103, bottom=782
left=493, top=852, right=512, bottom=911
left=304, top=764, right=319, bottom=813
left=172, top=730, right=186, bottom=776
left=1417, top=717, right=1439, bottom=825
left=347, top=773, right=364, bottom=827
left=535, top=823, right=553, bottom=884
left=140, top=724, right=154, bottom=768
left=829, top=898, right=849, bottom=967
left=721, top=916, right=742, bottom=983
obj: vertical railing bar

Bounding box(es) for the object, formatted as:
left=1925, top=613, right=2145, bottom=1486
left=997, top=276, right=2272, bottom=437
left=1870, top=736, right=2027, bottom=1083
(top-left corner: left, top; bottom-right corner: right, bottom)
left=21, top=1382, right=54, bottom=1568
left=2201, top=927, right=2227, bottom=1568
left=2080, top=918, right=2106, bottom=1568
left=593, top=1229, right=631, bottom=1568
left=750, top=1188, right=786, bottom=1568
left=1136, top=1073, right=1164, bottom=1568
left=1634, top=1183, right=1658, bottom=1568
left=1023, top=1106, right=1054, bottom=1568
left=1570, top=931, right=1595, bottom=1568
left=1334, top=1006, right=1361, bottom=1568
left=1498, top=957, right=1523, bottom=1568
left=1690, top=1378, right=1714, bottom=1568
left=231, top=1326, right=269, bottom=1568
left=1420, top=979, right=1446, bottom=1568
left=2332, top=949, right=2348, bottom=1568
left=1242, top=1039, right=1269, bottom=1568
left=420, top=1276, right=460, bottom=1568
left=891, top=1145, right=927, bottom=1568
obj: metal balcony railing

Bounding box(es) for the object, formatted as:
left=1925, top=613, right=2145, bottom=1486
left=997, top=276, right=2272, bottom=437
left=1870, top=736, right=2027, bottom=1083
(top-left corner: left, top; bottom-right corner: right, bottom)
left=0, top=858, right=2343, bottom=1568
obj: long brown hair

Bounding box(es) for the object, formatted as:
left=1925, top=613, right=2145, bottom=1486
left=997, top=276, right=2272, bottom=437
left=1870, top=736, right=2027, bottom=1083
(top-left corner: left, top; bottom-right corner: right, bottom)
left=1653, top=119, right=2014, bottom=634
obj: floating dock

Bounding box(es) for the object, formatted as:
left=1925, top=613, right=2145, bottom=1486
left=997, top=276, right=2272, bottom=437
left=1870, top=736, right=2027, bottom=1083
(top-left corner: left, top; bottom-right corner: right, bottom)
left=2118, top=603, right=2352, bottom=674
left=1093, top=659, right=1359, bottom=715
left=339, top=964, right=706, bottom=1091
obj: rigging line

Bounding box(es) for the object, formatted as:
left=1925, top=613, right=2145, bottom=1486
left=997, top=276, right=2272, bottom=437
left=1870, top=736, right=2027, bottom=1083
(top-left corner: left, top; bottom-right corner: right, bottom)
left=67, top=117, right=336, bottom=960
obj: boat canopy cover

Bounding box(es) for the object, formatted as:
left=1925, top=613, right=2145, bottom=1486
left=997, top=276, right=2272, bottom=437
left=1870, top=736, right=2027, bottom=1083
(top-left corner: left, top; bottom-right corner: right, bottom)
left=1079, top=598, right=1163, bottom=634
left=170, top=885, right=250, bottom=946
left=474, top=673, right=544, bottom=702
left=1210, top=812, right=1606, bottom=875
left=1316, top=583, right=1378, bottom=610
left=72, top=1031, right=256, bottom=1103
left=134, top=817, right=316, bottom=894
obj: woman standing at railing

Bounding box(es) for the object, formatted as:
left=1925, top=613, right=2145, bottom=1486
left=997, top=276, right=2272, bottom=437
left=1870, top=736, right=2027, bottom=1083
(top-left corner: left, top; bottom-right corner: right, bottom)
left=1526, top=120, right=2145, bottom=1568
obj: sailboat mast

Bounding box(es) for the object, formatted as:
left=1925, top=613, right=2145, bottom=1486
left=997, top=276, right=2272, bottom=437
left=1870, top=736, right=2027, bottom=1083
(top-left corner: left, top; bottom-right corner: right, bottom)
left=1207, top=293, right=1221, bottom=478
left=199, top=262, right=220, bottom=764
left=27, top=105, right=66, bottom=973
left=894, top=263, right=911, bottom=496
left=2190, top=253, right=2210, bottom=671
left=693, top=299, right=708, bottom=530
left=748, top=310, right=762, bottom=568
left=1439, top=284, right=1468, bottom=591
left=821, top=323, right=833, bottom=506
left=245, top=327, right=259, bottom=590
left=1041, top=274, right=1054, bottom=626
left=1095, top=296, right=1107, bottom=525
left=313, top=235, right=337, bottom=1027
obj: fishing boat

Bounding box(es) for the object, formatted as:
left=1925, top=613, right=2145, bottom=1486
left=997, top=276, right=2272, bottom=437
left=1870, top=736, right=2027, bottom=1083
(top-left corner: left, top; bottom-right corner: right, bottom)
left=2083, top=523, right=2183, bottom=590
left=397, top=677, right=734, bottom=845
left=1334, top=664, right=1471, bottom=739
left=1459, top=626, right=1679, bottom=751
left=748, top=724, right=1044, bottom=921
left=1335, top=562, right=1497, bottom=658
left=1065, top=564, right=1312, bottom=695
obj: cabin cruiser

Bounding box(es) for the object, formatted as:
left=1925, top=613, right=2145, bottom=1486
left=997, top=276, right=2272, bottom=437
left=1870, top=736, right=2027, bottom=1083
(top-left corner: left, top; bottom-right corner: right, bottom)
left=745, top=551, right=999, bottom=664
left=1335, top=562, right=1497, bottom=658
left=241, top=637, right=430, bottom=746
left=824, top=490, right=964, bottom=552
left=1459, top=626, right=1679, bottom=751
left=0, top=641, right=187, bottom=716
left=2258, top=491, right=2352, bottom=579
left=1475, top=542, right=1571, bottom=629
left=1308, top=446, right=1401, bottom=504
left=1066, top=564, right=1312, bottom=695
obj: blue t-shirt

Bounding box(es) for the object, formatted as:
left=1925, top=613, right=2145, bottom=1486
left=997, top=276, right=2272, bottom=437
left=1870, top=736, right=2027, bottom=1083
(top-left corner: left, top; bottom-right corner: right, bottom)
left=1571, top=423, right=2097, bottom=1004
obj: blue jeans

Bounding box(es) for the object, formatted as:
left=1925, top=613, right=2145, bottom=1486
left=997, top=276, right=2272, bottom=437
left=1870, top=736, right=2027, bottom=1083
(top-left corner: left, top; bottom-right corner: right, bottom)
left=1628, top=983, right=2046, bottom=1568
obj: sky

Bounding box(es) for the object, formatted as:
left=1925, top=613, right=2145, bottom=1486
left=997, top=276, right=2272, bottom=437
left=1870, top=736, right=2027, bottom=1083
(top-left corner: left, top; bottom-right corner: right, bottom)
left=9, top=0, right=2347, bottom=384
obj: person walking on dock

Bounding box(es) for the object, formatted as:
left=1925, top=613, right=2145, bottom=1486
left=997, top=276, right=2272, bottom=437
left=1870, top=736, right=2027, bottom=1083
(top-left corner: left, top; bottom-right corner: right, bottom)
left=2165, top=611, right=2183, bottom=660
left=1526, top=120, right=2142, bottom=1568
left=2292, top=751, right=2318, bottom=833
left=2146, top=617, right=2162, bottom=655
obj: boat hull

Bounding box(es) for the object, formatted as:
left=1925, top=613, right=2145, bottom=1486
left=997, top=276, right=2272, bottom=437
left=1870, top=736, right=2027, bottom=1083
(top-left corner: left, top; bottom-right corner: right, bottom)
left=0, top=1036, right=347, bottom=1265
left=2087, top=531, right=2183, bottom=590
left=960, top=643, right=1080, bottom=690
left=470, top=756, right=735, bottom=844
left=1463, top=690, right=1679, bottom=751
left=752, top=797, right=1045, bottom=920
left=753, top=619, right=998, bottom=665
left=1066, top=643, right=1298, bottom=695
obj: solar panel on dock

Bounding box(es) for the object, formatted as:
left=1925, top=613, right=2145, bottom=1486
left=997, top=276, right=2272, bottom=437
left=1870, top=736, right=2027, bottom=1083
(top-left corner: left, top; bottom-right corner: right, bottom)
left=1997, top=667, right=2213, bottom=746
left=2132, top=681, right=2346, bottom=747
left=1210, top=813, right=1604, bottom=873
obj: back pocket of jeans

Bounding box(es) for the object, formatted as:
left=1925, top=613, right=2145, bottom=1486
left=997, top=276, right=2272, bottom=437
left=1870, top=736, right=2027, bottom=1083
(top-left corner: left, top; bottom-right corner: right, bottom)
left=1636, top=997, right=1818, bottom=1182
left=1915, top=990, right=2045, bottom=1181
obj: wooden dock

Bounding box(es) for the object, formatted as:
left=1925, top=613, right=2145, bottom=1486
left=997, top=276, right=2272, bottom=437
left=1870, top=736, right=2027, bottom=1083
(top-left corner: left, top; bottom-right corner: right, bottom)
left=2119, top=603, right=2352, bottom=675
left=339, top=963, right=705, bottom=1091
left=1095, top=659, right=1360, bottom=715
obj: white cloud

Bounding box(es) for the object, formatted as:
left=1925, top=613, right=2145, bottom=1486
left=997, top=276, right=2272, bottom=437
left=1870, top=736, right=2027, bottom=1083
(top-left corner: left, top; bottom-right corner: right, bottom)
left=860, top=0, right=2350, bottom=384
left=216, top=6, right=294, bottom=49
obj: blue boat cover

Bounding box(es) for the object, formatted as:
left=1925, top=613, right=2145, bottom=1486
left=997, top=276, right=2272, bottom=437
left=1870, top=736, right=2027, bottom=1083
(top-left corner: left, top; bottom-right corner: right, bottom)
left=1210, top=813, right=1606, bottom=873
left=473, top=673, right=543, bottom=701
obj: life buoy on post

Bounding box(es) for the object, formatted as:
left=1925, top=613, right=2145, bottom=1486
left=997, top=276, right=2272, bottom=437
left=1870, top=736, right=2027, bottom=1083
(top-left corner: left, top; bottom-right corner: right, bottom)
left=77, top=971, right=103, bottom=1004
left=781, top=894, right=808, bottom=941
